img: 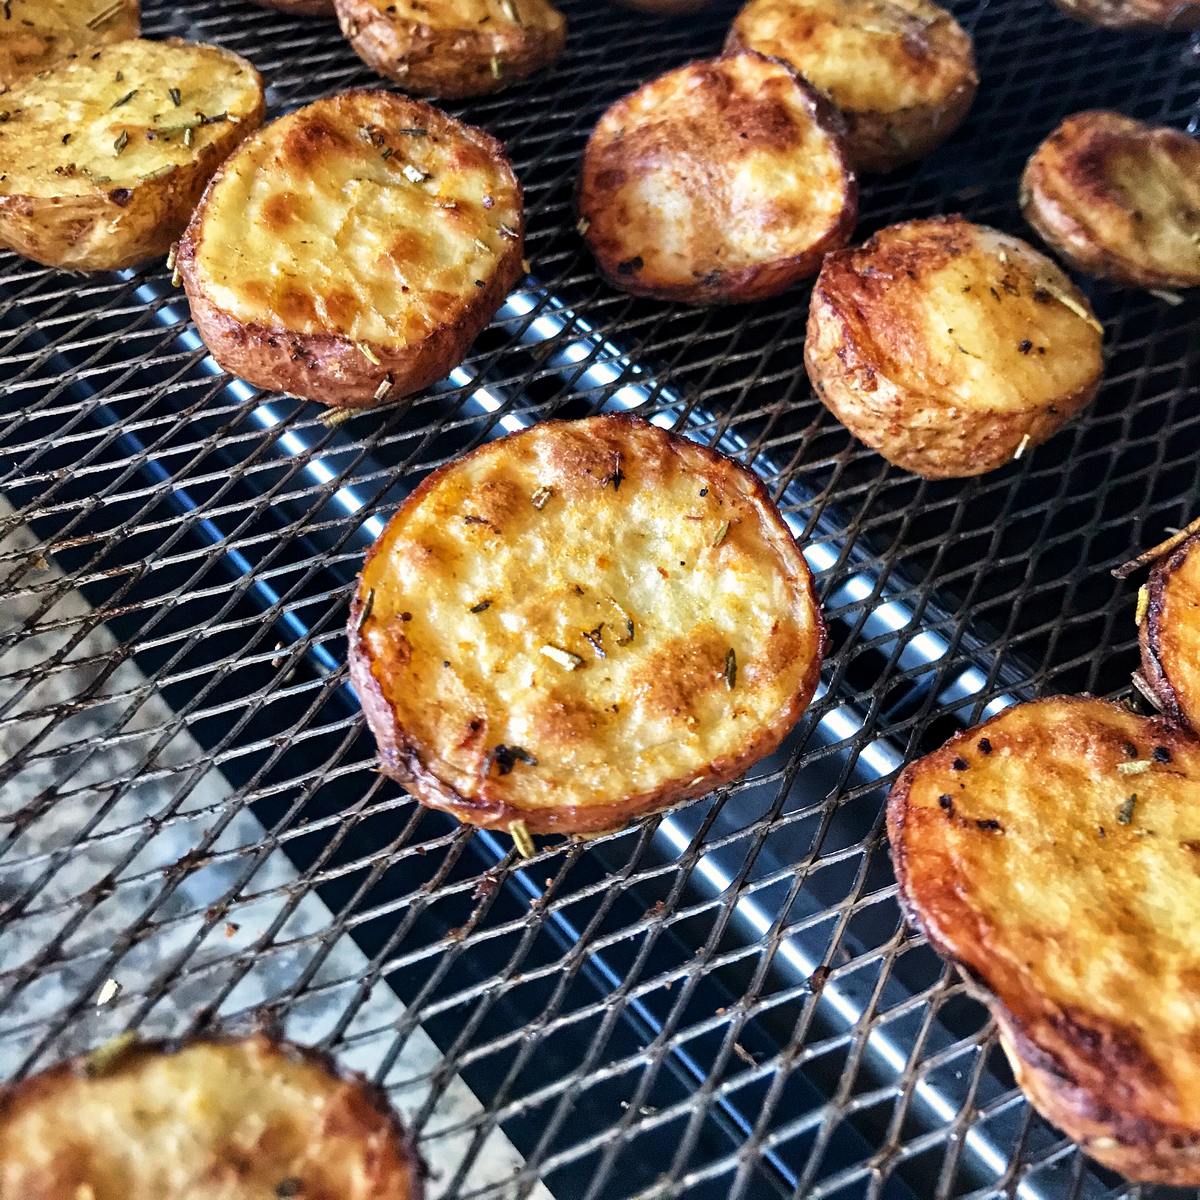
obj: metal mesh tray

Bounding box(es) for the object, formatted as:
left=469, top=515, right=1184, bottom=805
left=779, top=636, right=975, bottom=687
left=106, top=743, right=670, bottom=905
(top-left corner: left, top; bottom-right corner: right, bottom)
left=1, top=0, right=1198, bottom=1196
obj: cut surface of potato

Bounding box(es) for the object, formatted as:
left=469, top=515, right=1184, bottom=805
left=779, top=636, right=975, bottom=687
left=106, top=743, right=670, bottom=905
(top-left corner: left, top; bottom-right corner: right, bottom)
left=726, top=0, right=977, bottom=173
left=0, top=1034, right=424, bottom=1200
left=348, top=414, right=825, bottom=835
left=1022, top=111, right=1200, bottom=290
left=1053, top=0, right=1200, bottom=28
left=578, top=52, right=856, bottom=305
left=178, top=89, right=523, bottom=408
left=0, top=0, right=139, bottom=88
left=805, top=216, right=1104, bottom=478
left=889, top=696, right=1200, bottom=1184
left=0, top=38, right=263, bottom=270
left=1141, top=530, right=1200, bottom=734
left=334, top=0, right=566, bottom=98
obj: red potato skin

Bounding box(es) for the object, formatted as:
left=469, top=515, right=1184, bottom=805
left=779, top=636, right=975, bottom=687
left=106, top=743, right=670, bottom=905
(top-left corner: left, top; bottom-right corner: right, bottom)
left=176, top=92, right=524, bottom=409
left=1140, top=531, right=1200, bottom=734
left=577, top=54, right=857, bottom=306
left=347, top=413, right=827, bottom=835
left=1053, top=0, right=1200, bottom=27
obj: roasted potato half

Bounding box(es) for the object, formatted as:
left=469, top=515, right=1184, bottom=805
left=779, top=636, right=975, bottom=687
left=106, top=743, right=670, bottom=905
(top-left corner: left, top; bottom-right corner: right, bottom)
left=251, top=0, right=336, bottom=14
left=348, top=414, right=825, bottom=836
left=1053, top=0, right=1200, bottom=28
left=334, top=0, right=566, bottom=98
left=1022, top=111, right=1200, bottom=290
left=0, top=39, right=264, bottom=271
left=805, top=216, right=1104, bottom=478
left=177, top=90, right=523, bottom=409
left=0, top=1033, right=424, bottom=1200
left=578, top=52, right=856, bottom=305
left=889, top=696, right=1200, bottom=1184
left=0, top=0, right=139, bottom=89
left=1140, top=530, right=1200, bottom=734
left=726, top=0, right=977, bottom=173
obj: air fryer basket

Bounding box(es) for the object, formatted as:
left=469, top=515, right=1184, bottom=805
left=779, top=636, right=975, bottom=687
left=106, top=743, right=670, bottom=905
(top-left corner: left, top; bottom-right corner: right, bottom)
left=1, top=1, right=1197, bottom=1196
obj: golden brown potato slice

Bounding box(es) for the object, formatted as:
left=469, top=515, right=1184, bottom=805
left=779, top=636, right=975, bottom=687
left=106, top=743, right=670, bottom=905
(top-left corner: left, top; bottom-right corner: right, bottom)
left=1053, top=0, right=1200, bottom=28
left=1022, top=111, right=1200, bottom=290
left=0, top=0, right=139, bottom=89
left=889, top=696, right=1200, bottom=1184
left=0, top=1033, right=424, bottom=1199
left=348, top=414, right=825, bottom=836
left=805, top=216, right=1104, bottom=478
left=177, top=90, right=523, bottom=409
left=251, top=0, right=336, bottom=14
left=725, top=0, right=977, bottom=174
left=578, top=52, right=856, bottom=305
left=334, top=0, right=566, bottom=98
left=0, top=39, right=263, bottom=271
left=1141, top=530, right=1200, bottom=734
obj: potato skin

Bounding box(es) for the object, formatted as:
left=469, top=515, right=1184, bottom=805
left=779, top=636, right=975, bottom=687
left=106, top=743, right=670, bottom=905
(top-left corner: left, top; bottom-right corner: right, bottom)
left=725, top=0, right=977, bottom=173
left=889, top=697, right=1200, bottom=1184
left=0, top=39, right=264, bottom=272
left=348, top=413, right=825, bottom=835
left=805, top=216, right=1104, bottom=478
left=1053, top=0, right=1200, bottom=28
left=0, top=0, right=139, bottom=88
left=578, top=52, right=856, bottom=305
left=334, top=0, right=566, bottom=98
left=1022, top=111, right=1200, bottom=290
left=0, top=1033, right=424, bottom=1200
left=177, top=90, right=524, bottom=409
left=1140, top=531, right=1200, bottom=734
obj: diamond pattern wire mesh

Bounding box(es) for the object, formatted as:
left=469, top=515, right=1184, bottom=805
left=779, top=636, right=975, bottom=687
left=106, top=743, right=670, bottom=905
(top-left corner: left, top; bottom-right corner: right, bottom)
left=0, top=0, right=1198, bottom=1196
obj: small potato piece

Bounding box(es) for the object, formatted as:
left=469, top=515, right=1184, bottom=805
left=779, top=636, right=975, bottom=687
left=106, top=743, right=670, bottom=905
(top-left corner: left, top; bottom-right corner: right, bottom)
left=805, top=216, right=1104, bottom=478
left=0, top=1033, right=424, bottom=1200
left=0, top=0, right=139, bottom=88
left=177, top=90, right=523, bottom=409
left=578, top=52, right=856, bottom=305
left=0, top=39, right=264, bottom=271
left=889, top=697, right=1200, bottom=1184
left=348, top=414, right=825, bottom=835
left=334, top=0, right=566, bottom=98
left=1022, top=111, right=1200, bottom=290
left=1053, top=0, right=1200, bottom=28
left=726, top=0, right=977, bottom=174
left=250, top=0, right=335, bottom=14
left=1141, top=530, right=1200, bottom=734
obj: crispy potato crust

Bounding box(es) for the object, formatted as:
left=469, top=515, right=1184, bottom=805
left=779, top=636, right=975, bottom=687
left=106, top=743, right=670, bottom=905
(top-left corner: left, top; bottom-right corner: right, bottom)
left=348, top=414, right=825, bottom=835
left=1141, top=531, right=1200, bottom=735
left=334, top=0, right=566, bottom=98
left=726, top=0, right=977, bottom=173
left=1053, top=0, right=1200, bottom=28
left=0, top=1033, right=424, bottom=1200
left=578, top=52, right=856, bottom=305
left=0, top=0, right=139, bottom=88
left=889, top=696, right=1200, bottom=1184
left=251, top=0, right=336, bottom=13
left=0, top=39, right=263, bottom=271
left=177, top=90, right=523, bottom=409
left=1022, top=111, right=1200, bottom=290
left=805, top=216, right=1104, bottom=478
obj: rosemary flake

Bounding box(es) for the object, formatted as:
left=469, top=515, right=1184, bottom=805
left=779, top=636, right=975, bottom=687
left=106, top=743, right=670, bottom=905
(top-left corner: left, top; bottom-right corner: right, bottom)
left=355, top=341, right=381, bottom=365
left=1117, top=759, right=1151, bottom=776
left=357, top=587, right=375, bottom=631
left=168, top=86, right=181, bottom=107
left=373, top=375, right=393, bottom=401
left=397, top=126, right=429, bottom=136
left=541, top=644, right=584, bottom=670
left=1116, top=794, right=1137, bottom=825
left=509, top=819, right=535, bottom=858
left=531, top=485, right=552, bottom=509
left=490, top=55, right=502, bottom=79
left=582, top=624, right=606, bottom=659
left=1135, top=584, right=1149, bottom=627
left=712, top=520, right=730, bottom=548
left=113, top=129, right=129, bottom=155
left=470, top=599, right=492, bottom=613
left=724, top=647, right=737, bottom=690
left=110, top=88, right=137, bottom=109
left=1012, top=433, right=1031, bottom=460
left=402, top=163, right=430, bottom=184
